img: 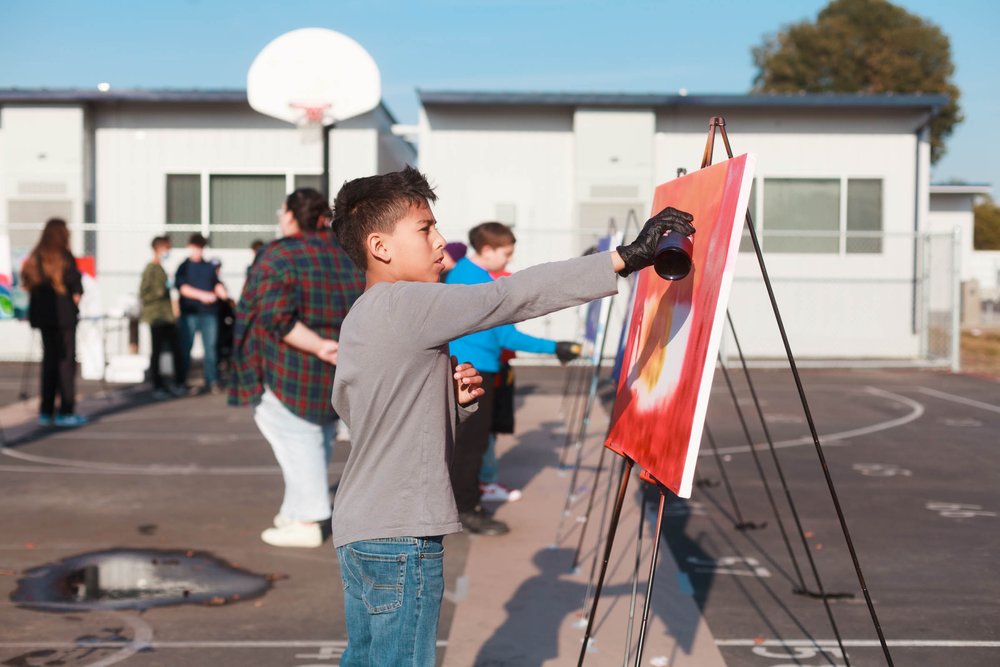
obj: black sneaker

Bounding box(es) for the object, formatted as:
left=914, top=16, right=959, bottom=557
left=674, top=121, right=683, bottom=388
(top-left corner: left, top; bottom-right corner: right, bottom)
left=459, top=506, right=510, bottom=536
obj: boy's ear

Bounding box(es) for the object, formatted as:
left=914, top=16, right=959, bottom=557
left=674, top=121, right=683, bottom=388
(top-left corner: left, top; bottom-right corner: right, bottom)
left=366, top=232, right=391, bottom=265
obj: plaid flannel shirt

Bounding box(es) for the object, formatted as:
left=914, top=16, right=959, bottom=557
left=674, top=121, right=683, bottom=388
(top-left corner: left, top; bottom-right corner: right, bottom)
left=228, top=231, right=364, bottom=424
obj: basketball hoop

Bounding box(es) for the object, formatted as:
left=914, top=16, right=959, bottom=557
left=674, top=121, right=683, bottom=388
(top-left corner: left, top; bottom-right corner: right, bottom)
left=247, top=28, right=381, bottom=127
left=289, top=101, right=333, bottom=127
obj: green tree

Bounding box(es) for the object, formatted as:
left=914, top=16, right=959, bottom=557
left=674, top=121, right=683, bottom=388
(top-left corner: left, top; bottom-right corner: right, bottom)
left=974, top=199, right=1000, bottom=250
left=752, top=0, right=962, bottom=163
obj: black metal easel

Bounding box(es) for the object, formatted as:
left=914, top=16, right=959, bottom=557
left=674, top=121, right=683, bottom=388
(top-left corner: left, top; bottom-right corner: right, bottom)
left=577, top=117, right=896, bottom=667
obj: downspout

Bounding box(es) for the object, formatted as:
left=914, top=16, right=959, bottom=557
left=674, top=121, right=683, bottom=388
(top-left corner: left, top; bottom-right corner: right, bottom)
left=912, top=109, right=935, bottom=339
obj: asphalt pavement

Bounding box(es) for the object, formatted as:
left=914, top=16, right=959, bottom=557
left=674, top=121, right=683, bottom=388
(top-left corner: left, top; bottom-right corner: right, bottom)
left=0, top=363, right=998, bottom=666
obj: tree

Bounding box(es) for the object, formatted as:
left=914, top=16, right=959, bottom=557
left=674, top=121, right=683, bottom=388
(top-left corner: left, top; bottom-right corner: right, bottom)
left=752, top=0, right=962, bottom=163
left=974, top=199, right=1000, bottom=251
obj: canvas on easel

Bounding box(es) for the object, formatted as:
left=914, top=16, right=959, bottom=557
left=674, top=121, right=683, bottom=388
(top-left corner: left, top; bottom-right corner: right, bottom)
left=605, top=153, right=756, bottom=497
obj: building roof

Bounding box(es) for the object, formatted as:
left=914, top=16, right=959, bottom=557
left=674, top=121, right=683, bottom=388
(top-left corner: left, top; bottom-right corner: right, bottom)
left=930, top=183, right=993, bottom=196
left=0, top=88, right=401, bottom=123
left=0, top=88, right=248, bottom=104
left=417, top=90, right=950, bottom=111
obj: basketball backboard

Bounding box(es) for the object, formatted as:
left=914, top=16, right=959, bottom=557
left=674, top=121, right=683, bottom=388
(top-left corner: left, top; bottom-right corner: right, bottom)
left=247, top=28, right=381, bottom=127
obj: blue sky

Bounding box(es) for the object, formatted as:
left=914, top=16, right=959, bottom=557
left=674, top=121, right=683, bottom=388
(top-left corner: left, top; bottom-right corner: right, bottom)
left=1, top=0, right=995, bottom=195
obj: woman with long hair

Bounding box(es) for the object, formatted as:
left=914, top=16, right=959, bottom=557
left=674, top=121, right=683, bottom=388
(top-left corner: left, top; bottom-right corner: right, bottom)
left=20, top=218, right=87, bottom=427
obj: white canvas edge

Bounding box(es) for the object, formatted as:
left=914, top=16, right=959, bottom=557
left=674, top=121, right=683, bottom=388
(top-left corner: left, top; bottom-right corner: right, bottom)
left=677, top=153, right=757, bottom=498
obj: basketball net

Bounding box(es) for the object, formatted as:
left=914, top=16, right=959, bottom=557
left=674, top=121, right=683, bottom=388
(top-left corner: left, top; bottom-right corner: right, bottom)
left=289, top=102, right=332, bottom=144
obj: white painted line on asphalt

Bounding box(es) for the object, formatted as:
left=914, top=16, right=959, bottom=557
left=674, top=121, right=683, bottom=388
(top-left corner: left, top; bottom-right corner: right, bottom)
left=0, top=447, right=281, bottom=475
left=0, top=640, right=448, bottom=648
left=708, top=387, right=925, bottom=456
left=916, top=386, right=1000, bottom=415
left=0, top=446, right=346, bottom=476
left=716, top=639, right=1000, bottom=648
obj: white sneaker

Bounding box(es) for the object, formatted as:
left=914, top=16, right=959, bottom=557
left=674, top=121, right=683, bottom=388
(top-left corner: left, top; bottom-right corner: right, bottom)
left=260, top=522, right=323, bottom=548
left=480, top=482, right=522, bottom=503
left=273, top=514, right=292, bottom=528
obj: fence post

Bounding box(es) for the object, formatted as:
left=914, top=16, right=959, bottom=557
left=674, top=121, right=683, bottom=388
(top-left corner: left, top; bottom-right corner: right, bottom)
left=951, top=226, right=962, bottom=372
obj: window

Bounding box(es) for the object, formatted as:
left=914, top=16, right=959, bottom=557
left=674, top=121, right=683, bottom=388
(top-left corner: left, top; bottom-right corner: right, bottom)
left=209, top=175, right=284, bottom=249
left=763, top=178, right=840, bottom=254
left=294, top=174, right=324, bottom=192
left=846, top=179, right=882, bottom=254
left=165, top=174, right=201, bottom=247
left=738, top=180, right=757, bottom=253
left=741, top=177, right=884, bottom=255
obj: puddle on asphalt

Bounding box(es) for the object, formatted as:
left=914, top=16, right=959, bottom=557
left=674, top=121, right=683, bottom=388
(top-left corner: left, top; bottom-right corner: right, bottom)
left=11, top=548, right=275, bottom=611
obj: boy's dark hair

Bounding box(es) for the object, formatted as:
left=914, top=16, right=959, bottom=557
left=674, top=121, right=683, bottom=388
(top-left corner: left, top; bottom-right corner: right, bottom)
left=468, top=222, right=516, bottom=253
left=151, top=235, right=171, bottom=250
left=285, top=187, right=331, bottom=232
left=331, top=166, right=437, bottom=270
left=187, top=233, right=208, bottom=248
left=250, top=238, right=265, bottom=252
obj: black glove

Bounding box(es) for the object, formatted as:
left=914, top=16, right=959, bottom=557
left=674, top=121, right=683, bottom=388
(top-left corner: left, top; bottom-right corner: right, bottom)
left=616, top=206, right=695, bottom=277
left=555, top=341, right=582, bottom=364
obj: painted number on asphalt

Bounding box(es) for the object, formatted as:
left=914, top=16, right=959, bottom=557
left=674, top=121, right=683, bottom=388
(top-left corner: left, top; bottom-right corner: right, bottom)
left=664, top=500, right=707, bottom=517
left=852, top=463, right=912, bottom=477
left=926, top=501, right=997, bottom=519
left=750, top=644, right=845, bottom=666
left=685, top=556, right=771, bottom=577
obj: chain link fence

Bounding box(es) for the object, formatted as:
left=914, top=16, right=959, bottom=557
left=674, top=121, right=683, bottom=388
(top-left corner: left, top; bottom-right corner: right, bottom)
left=1, top=222, right=961, bottom=371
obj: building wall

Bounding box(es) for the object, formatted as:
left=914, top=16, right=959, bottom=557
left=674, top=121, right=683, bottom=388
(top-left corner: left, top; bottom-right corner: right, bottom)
left=0, top=104, right=88, bottom=360
left=0, top=97, right=412, bottom=361
left=420, top=103, right=934, bottom=360
left=419, top=106, right=579, bottom=341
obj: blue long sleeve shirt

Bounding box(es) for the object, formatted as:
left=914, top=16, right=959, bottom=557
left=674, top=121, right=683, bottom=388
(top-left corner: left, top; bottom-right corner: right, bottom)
left=445, top=257, right=557, bottom=372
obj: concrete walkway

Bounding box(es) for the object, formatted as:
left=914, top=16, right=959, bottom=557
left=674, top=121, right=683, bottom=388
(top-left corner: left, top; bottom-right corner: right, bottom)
left=443, top=373, right=727, bottom=666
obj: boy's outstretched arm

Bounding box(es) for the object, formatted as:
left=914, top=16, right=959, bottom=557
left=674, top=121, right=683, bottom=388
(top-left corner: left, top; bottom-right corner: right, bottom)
left=404, top=205, right=695, bottom=348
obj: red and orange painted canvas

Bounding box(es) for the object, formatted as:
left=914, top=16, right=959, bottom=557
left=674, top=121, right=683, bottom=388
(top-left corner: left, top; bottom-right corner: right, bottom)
left=605, top=153, right=756, bottom=497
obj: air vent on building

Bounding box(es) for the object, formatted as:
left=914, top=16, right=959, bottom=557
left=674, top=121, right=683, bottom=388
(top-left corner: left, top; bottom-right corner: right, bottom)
left=590, top=184, right=639, bottom=199
left=18, top=181, right=68, bottom=196
left=495, top=203, right=517, bottom=225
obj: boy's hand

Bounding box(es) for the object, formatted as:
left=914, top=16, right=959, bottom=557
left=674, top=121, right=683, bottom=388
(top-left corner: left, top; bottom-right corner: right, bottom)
left=615, top=206, right=695, bottom=277
left=452, top=357, right=485, bottom=406
left=316, top=339, right=339, bottom=365
left=555, top=341, right=582, bottom=364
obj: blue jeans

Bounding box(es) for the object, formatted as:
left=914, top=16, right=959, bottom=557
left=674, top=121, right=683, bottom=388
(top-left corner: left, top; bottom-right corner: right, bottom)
left=479, top=433, right=498, bottom=484
left=336, top=536, right=445, bottom=666
left=179, top=312, right=218, bottom=386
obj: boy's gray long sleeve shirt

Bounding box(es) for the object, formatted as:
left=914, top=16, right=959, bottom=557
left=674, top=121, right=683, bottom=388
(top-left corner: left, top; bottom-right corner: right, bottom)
left=330, top=251, right=618, bottom=547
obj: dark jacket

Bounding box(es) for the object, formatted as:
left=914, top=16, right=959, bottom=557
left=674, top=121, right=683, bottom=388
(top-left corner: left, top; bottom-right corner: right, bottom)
left=27, top=252, right=83, bottom=330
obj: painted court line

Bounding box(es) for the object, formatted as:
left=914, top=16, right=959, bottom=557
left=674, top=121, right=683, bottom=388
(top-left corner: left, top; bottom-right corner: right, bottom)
left=709, top=387, right=924, bottom=456
left=0, top=640, right=447, bottom=648
left=916, top=386, right=1000, bottom=415
left=716, top=638, right=1000, bottom=648
left=0, top=447, right=280, bottom=475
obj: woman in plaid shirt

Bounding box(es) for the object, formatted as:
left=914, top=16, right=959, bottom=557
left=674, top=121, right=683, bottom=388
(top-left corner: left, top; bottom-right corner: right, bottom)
left=228, top=188, right=365, bottom=548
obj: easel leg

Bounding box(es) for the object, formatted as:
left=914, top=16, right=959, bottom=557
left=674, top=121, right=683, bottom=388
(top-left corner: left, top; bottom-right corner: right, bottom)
left=622, top=484, right=648, bottom=665
left=577, top=457, right=633, bottom=667
left=570, top=439, right=610, bottom=572
left=633, top=485, right=667, bottom=667
left=558, top=362, right=588, bottom=469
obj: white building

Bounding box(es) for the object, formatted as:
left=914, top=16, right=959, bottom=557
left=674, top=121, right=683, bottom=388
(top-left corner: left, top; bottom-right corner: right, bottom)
left=0, top=88, right=414, bottom=363
left=0, top=87, right=980, bottom=369
left=417, top=91, right=964, bottom=364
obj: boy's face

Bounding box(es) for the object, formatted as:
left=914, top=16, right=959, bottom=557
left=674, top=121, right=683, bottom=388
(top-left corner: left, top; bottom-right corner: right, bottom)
left=373, top=201, right=446, bottom=282
left=478, top=243, right=515, bottom=273
left=188, top=244, right=204, bottom=261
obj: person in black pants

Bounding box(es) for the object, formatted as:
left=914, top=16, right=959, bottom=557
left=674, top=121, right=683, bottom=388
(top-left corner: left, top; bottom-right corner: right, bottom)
left=21, top=218, right=87, bottom=427
left=139, top=236, right=185, bottom=398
